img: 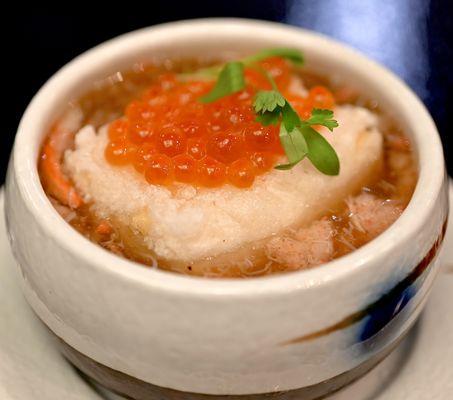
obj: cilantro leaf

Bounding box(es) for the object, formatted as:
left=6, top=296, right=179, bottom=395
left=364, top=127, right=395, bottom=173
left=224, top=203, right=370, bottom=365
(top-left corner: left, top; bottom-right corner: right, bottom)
left=254, top=90, right=286, bottom=113
left=256, top=110, right=280, bottom=125
left=253, top=91, right=302, bottom=131
left=281, top=102, right=302, bottom=132
left=275, top=125, right=308, bottom=170
left=243, top=48, right=304, bottom=66
left=302, top=126, right=340, bottom=175
left=276, top=108, right=340, bottom=172
left=200, top=62, right=245, bottom=103
left=305, top=109, right=339, bottom=131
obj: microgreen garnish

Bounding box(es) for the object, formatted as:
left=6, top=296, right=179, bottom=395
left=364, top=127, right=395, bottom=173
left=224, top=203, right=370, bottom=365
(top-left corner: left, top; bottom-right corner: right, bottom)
left=255, top=109, right=280, bottom=126
left=304, top=109, right=339, bottom=131
left=276, top=125, right=308, bottom=170
left=197, top=48, right=340, bottom=175
left=242, top=48, right=305, bottom=66
left=178, top=65, right=221, bottom=81
left=302, top=124, right=340, bottom=175
left=200, top=49, right=303, bottom=103
left=264, top=104, right=339, bottom=174
left=253, top=90, right=286, bottom=113
left=281, top=102, right=301, bottom=132
left=200, top=62, right=245, bottom=103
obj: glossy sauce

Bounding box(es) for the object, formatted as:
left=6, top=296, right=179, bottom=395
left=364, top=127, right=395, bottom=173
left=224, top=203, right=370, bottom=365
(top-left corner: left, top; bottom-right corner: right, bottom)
left=40, top=57, right=418, bottom=277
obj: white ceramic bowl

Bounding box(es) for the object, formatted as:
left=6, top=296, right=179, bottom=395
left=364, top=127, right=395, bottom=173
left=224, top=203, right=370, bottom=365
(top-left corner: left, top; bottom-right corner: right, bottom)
left=5, top=19, right=449, bottom=399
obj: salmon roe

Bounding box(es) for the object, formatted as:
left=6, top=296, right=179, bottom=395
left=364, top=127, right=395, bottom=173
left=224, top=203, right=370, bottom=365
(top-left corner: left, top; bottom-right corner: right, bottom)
left=105, top=57, right=335, bottom=188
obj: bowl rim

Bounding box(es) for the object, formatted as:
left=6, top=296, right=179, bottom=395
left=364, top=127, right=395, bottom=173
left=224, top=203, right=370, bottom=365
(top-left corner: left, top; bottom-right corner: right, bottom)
left=11, top=18, right=445, bottom=296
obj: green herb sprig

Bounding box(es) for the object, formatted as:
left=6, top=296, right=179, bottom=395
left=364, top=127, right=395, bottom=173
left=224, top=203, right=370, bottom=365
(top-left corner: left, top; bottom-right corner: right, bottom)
left=198, top=48, right=340, bottom=175
left=199, top=62, right=245, bottom=103
left=199, top=48, right=303, bottom=103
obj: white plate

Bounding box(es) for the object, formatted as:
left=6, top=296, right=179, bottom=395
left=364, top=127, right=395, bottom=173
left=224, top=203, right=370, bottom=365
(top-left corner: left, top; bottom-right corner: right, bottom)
left=1, top=184, right=452, bottom=400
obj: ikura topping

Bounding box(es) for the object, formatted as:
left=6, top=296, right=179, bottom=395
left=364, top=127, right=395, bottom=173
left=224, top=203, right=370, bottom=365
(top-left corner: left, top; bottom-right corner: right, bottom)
left=105, top=56, right=336, bottom=188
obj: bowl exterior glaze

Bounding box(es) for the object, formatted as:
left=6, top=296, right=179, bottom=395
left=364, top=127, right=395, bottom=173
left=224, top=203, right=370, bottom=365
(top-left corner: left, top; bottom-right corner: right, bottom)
left=4, top=20, right=449, bottom=396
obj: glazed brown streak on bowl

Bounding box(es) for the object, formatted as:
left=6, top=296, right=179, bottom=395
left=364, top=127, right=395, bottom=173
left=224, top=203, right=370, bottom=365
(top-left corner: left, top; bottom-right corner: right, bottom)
left=46, top=222, right=446, bottom=400
left=53, top=336, right=404, bottom=400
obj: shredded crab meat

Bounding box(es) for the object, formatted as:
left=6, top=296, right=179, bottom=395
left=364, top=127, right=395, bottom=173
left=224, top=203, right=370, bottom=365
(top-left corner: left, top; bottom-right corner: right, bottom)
left=264, top=192, right=403, bottom=271
left=49, top=197, right=76, bottom=222
left=336, top=236, right=356, bottom=251
left=265, top=219, right=334, bottom=270
left=39, top=107, right=84, bottom=209
left=241, top=264, right=272, bottom=277
left=346, top=193, right=403, bottom=238
left=237, top=258, right=271, bottom=277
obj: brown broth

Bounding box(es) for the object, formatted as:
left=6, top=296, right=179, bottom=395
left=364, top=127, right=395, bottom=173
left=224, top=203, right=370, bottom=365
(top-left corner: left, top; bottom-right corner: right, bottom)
left=40, top=59, right=418, bottom=278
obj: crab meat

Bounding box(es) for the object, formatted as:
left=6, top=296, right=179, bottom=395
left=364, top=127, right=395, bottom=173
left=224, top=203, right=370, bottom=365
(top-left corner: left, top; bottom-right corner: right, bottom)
left=346, top=193, right=403, bottom=238
left=39, top=107, right=84, bottom=209
left=265, top=219, right=334, bottom=270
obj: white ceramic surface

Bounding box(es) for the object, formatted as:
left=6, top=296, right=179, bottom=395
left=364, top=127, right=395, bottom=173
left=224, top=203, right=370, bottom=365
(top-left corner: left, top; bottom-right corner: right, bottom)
left=0, top=189, right=102, bottom=400
left=1, top=186, right=452, bottom=399
left=4, top=19, right=449, bottom=396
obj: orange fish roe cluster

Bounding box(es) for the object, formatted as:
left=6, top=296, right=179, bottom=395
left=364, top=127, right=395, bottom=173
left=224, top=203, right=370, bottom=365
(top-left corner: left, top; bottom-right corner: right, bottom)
left=105, top=57, right=335, bottom=188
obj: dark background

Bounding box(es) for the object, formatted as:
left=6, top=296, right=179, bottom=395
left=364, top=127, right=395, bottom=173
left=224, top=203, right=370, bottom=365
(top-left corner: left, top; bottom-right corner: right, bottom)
left=2, top=1, right=452, bottom=183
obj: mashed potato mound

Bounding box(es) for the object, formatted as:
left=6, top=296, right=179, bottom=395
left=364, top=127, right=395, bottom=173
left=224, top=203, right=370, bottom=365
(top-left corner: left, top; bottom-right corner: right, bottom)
left=64, top=105, right=383, bottom=263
